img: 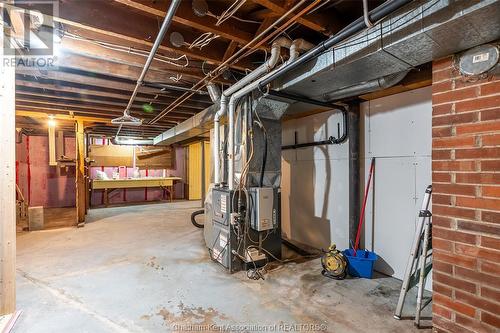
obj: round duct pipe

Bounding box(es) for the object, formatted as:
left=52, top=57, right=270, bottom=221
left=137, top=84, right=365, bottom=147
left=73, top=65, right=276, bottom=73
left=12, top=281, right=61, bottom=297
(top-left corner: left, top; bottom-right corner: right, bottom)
left=322, top=70, right=409, bottom=102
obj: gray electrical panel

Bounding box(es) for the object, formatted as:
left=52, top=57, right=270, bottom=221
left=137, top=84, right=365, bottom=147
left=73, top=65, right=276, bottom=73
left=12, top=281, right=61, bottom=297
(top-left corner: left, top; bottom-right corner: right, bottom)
left=212, top=189, right=231, bottom=226
left=210, top=188, right=235, bottom=271
left=249, top=187, right=278, bottom=231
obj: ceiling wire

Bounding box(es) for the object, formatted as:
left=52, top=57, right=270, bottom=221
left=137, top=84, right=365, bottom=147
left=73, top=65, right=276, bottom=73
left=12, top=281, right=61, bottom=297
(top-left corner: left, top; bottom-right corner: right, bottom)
left=150, top=0, right=434, bottom=125
left=169, top=73, right=183, bottom=82
left=116, top=123, right=123, bottom=137
left=188, top=32, right=220, bottom=49
left=149, top=0, right=314, bottom=125
left=62, top=30, right=190, bottom=68
left=202, top=0, right=262, bottom=26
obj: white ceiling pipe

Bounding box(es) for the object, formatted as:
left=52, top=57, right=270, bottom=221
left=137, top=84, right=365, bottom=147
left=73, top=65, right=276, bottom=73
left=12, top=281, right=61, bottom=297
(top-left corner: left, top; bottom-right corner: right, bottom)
left=113, top=0, right=181, bottom=128
left=213, top=37, right=291, bottom=186
left=289, top=39, right=315, bottom=63
left=226, top=38, right=312, bottom=189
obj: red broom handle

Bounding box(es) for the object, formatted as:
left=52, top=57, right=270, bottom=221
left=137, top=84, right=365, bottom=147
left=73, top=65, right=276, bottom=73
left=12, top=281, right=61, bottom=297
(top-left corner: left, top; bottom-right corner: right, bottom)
left=353, top=158, right=375, bottom=256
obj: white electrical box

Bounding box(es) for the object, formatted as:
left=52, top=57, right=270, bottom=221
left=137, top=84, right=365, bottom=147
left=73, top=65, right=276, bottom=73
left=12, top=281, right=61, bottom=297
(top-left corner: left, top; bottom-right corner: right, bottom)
left=245, top=248, right=267, bottom=263
left=249, top=187, right=276, bottom=231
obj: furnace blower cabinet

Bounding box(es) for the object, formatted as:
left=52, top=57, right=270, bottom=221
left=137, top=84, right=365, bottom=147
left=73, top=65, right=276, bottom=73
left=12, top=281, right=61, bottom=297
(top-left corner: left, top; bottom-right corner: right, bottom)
left=208, top=187, right=281, bottom=273
left=204, top=96, right=288, bottom=274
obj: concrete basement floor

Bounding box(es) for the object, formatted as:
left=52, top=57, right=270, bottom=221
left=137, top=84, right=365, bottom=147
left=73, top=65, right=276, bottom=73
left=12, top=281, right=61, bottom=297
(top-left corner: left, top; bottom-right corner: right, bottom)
left=15, top=201, right=432, bottom=333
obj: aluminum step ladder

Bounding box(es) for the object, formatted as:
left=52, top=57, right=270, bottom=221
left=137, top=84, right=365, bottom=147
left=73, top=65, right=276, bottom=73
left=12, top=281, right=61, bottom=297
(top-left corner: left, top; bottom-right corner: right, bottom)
left=394, top=185, right=433, bottom=328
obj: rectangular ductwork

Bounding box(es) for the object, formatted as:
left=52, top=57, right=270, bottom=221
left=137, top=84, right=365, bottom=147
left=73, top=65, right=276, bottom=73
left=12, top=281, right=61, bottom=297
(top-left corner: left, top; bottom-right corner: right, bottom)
left=154, top=0, right=500, bottom=146
left=276, top=0, right=500, bottom=100
left=153, top=104, right=218, bottom=145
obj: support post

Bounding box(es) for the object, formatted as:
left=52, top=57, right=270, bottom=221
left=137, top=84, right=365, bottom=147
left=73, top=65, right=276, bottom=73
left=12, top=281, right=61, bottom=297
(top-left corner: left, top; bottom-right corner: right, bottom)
left=85, top=132, right=90, bottom=213
left=0, top=23, right=17, bottom=315
left=76, top=120, right=86, bottom=227
left=348, top=103, right=360, bottom=246
left=48, top=125, right=57, bottom=166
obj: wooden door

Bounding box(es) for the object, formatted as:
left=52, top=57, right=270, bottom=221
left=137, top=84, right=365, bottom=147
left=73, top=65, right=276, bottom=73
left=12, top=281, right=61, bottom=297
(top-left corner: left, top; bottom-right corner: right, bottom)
left=188, top=142, right=202, bottom=200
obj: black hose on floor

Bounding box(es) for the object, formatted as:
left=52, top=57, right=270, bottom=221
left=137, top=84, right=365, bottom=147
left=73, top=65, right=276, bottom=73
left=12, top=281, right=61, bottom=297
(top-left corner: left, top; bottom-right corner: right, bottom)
left=191, top=209, right=204, bottom=228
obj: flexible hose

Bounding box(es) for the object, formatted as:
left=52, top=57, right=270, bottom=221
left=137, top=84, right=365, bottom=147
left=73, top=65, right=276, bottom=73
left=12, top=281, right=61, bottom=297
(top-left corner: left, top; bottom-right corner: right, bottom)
left=191, top=209, right=204, bottom=228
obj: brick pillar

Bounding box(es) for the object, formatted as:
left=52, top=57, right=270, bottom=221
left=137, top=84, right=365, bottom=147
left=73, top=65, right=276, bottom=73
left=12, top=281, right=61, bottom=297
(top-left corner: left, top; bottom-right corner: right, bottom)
left=432, top=55, right=500, bottom=332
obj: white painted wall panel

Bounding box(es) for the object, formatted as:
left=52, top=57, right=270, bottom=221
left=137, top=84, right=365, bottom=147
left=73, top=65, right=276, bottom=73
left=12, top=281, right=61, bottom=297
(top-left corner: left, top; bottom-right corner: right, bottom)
left=282, top=110, right=350, bottom=250
left=365, top=89, right=432, bottom=157
left=361, top=86, right=432, bottom=285
left=281, top=87, right=431, bottom=287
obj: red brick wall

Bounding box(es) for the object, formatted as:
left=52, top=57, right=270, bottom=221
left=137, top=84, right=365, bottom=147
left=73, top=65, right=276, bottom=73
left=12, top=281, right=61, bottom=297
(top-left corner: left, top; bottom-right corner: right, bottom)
left=432, top=55, right=500, bottom=333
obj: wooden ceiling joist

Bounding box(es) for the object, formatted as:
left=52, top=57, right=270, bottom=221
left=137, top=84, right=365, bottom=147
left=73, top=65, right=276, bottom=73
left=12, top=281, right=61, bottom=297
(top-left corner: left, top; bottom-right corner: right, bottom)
left=16, top=101, right=194, bottom=123
left=59, top=38, right=229, bottom=84
left=16, top=68, right=212, bottom=102
left=15, top=78, right=212, bottom=107
left=251, top=0, right=334, bottom=35
left=113, top=0, right=255, bottom=46
left=15, top=88, right=209, bottom=114
left=54, top=8, right=252, bottom=71
left=59, top=48, right=198, bottom=84
left=16, top=106, right=179, bottom=132
left=16, top=110, right=111, bottom=124
left=17, top=69, right=164, bottom=95
left=11, top=0, right=349, bottom=137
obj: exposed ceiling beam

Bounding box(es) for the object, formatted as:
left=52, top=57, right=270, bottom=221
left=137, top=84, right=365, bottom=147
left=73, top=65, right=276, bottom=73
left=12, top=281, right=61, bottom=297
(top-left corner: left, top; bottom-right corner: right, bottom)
left=15, top=78, right=211, bottom=106
left=16, top=106, right=178, bottom=131
left=254, top=16, right=276, bottom=37
left=16, top=99, right=194, bottom=121
left=223, top=41, right=239, bottom=62
left=16, top=97, right=195, bottom=119
left=16, top=70, right=213, bottom=106
left=54, top=4, right=252, bottom=71
left=16, top=110, right=111, bottom=124
left=15, top=90, right=205, bottom=111
left=17, top=68, right=161, bottom=94
left=112, top=0, right=256, bottom=46
left=60, top=42, right=201, bottom=83
left=251, top=0, right=335, bottom=35
left=59, top=37, right=233, bottom=84
left=57, top=54, right=197, bottom=85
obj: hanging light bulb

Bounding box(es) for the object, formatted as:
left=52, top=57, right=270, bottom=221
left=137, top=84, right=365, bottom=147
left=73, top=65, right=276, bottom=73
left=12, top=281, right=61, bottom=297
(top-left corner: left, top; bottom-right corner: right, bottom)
left=48, top=115, right=56, bottom=127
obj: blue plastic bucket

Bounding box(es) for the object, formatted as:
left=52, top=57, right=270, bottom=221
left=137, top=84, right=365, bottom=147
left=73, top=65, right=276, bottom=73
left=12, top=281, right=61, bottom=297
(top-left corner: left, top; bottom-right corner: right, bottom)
left=343, top=249, right=378, bottom=279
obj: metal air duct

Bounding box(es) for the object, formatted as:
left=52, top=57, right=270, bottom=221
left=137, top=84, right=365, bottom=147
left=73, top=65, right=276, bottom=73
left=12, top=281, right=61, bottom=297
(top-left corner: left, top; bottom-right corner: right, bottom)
left=111, top=136, right=154, bottom=146
left=153, top=0, right=500, bottom=146
left=206, top=82, right=221, bottom=102
left=322, top=70, right=409, bottom=101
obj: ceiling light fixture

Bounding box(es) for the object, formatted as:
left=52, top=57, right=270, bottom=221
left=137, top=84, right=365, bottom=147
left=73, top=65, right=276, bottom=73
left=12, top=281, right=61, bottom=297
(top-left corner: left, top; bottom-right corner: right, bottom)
left=48, top=115, right=56, bottom=127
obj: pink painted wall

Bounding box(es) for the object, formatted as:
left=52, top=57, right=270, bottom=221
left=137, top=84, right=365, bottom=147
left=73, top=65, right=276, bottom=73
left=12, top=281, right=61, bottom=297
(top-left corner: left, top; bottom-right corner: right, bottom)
left=15, top=135, right=185, bottom=208
left=16, top=134, right=29, bottom=205
left=89, top=144, right=185, bottom=206
left=16, top=134, right=76, bottom=208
